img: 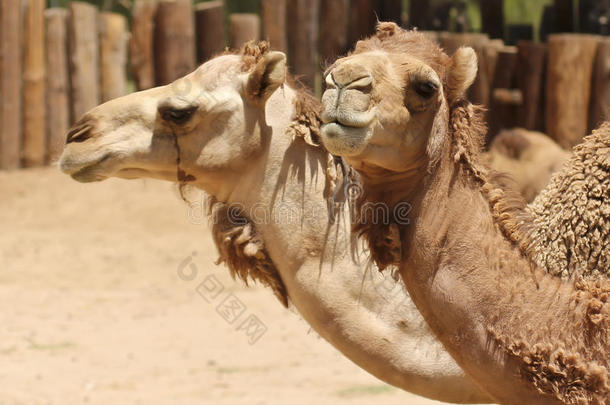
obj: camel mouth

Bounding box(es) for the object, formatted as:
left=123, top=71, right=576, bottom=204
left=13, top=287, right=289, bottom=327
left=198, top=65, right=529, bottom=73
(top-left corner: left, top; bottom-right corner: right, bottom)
left=320, top=121, right=374, bottom=157
left=69, top=166, right=109, bottom=183
left=60, top=155, right=112, bottom=183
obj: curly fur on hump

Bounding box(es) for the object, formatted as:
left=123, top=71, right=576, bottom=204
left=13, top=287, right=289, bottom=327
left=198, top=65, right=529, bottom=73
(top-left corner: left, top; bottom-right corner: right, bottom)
left=525, top=125, right=610, bottom=280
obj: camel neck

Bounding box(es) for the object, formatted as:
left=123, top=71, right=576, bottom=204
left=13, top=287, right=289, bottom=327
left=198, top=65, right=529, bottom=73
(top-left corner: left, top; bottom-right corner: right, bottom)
left=400, top=151, right=609, bottom=404
left=356, top=157, right=428, bottom=208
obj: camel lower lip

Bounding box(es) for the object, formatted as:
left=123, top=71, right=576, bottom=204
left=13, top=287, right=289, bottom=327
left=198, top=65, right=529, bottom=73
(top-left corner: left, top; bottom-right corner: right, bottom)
left=70, top=166, right=107, bottom=183
left=320, top=122, right=373, bottom=157
left=62, top=155, right=112, bottom=182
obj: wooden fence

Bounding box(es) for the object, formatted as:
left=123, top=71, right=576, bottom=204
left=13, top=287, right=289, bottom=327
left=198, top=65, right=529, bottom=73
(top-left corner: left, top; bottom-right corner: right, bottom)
left=0, top=0, right=609, bottom=170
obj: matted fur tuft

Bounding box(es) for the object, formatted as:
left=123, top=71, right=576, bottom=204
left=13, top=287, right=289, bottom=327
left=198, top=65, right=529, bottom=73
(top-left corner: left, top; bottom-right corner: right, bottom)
left=286, top=84, right=322, bottom=147
left=353, top=208, right=401, bottom=272
left=239, top=40, right=271, bottom=71
left=208, top=198, right=289, bottom=307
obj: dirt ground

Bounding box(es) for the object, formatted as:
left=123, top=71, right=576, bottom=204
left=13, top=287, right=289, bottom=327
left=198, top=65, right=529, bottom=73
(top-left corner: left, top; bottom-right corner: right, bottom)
left=1, top=167, right=453, bottom=405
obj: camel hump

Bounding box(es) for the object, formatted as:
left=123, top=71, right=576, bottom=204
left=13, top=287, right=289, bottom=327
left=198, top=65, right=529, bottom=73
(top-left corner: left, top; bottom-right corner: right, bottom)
left=490, top=129, right=535, bottom=159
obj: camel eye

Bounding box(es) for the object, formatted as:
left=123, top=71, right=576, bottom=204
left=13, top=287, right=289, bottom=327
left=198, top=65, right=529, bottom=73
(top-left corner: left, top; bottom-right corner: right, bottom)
left=160, top=106, right=198, bottom=125
left=413, top=81, right=439, bottom=99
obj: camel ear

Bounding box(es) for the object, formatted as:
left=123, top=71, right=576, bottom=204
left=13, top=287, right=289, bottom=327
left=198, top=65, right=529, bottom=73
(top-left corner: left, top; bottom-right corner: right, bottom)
left=446, top=47, right=478, bottom=103
left=246, top=51, right=286, bottom=103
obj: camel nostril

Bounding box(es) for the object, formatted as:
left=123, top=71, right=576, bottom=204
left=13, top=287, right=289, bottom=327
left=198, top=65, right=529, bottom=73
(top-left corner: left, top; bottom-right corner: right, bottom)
left=66, top=116, right=97, bottom=144
left=66, top=125, right=92, bottom=144
left=344, top=75, right=373, bottom=92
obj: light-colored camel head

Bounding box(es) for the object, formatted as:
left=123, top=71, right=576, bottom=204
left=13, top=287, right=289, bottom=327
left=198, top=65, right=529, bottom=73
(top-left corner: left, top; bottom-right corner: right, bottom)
left=320, top=22, right=478, bottom=176
left=60, top=43, right=287, bottom=200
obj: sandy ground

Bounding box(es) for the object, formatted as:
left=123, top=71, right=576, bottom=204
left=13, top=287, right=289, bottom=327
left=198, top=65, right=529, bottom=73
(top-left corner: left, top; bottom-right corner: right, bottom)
left=1, top=167, right=454, bottom=405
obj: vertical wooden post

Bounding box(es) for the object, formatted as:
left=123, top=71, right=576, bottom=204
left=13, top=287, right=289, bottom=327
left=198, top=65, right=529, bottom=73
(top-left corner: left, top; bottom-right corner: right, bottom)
left=379, top=0, right=403, bottom=24
left=0, top=0, right=23, bottom=169
left=409, top=0, right=430, bottom=30
left=260, top=0, right=287, bottom=52
left=489, top=46, right=518, bottom=138
left=483, top=39, right=506, bottom=93
left=130, top=0, right=157, bottom=90
left=590, top=38, right=610, bottom=131
left=195, top=1, right=226, bottom=64
left=479, top=0, right=504, bottom=39
left=100, top=12, right=128, bottom=102
left=516, top=41, right=547, bottom=131
left=154, top=0, right=195, bottom=86
left=69, top=2, right=100, bottom=122
left=45, top=8, right=70, bottom=164
left=348, top=0, right=376, bottom=45
left=0, top=0, right=22, bottom=169
left=491, top=47, right=518, bottom=89
left=23, top=0, right=46, bottom=167
left=320, top=0, right=349, bottom=64
left=229, top=13, right=260, bottom=50
left=287, top=0, right=320, bottom=90
left=546, top=34, right=599, bottom=149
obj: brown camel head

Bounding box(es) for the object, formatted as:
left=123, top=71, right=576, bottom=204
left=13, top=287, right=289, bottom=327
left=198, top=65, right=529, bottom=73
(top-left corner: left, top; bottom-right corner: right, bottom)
left=320, top=22, right=478, bottom=177
left=60, top=42, right=287, bottom=199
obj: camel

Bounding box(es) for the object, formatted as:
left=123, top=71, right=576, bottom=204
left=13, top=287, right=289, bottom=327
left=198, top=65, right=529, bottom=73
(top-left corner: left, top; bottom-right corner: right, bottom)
left=58, top=42, right=493, bottom=403
left=484, top=129, right=571, bottom=202
left=320, top=23, right=609, bottom=404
